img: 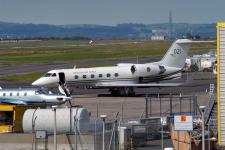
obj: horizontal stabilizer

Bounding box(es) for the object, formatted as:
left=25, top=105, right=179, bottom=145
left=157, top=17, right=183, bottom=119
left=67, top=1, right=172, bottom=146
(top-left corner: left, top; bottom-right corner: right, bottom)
left=175, top=39, right=215, bottom=44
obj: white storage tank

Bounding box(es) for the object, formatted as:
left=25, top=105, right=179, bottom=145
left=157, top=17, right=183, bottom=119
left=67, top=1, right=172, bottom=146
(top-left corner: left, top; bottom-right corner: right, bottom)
left=23, top=107, right=90, bottom=134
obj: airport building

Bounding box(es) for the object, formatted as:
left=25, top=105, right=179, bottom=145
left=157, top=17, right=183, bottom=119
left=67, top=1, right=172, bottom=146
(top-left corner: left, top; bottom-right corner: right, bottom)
left=151, top=35, right=165, bottom=40
left=217, top=22, right=225, bottom=146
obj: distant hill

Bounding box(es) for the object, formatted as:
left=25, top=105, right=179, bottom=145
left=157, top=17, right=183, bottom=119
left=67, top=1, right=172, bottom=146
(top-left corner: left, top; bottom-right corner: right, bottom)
left=0, top=21, right=216, bottom=40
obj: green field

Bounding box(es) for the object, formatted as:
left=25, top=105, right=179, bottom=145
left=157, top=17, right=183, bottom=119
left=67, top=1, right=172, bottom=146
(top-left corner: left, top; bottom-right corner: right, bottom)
left=0, top=40, right=216, bottom=64
left=0, top=72, right=45, bottom=82
left=0, top=39, right=216, bottom=82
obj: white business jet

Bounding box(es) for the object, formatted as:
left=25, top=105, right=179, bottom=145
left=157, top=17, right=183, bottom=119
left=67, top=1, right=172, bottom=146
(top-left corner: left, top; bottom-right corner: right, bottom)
left=32, top=39, right=211, bottom=96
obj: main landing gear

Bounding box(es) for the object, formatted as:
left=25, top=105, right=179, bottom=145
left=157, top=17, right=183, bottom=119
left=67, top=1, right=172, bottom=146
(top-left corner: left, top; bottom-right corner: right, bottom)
left=109, top=87, right=135, bottom=96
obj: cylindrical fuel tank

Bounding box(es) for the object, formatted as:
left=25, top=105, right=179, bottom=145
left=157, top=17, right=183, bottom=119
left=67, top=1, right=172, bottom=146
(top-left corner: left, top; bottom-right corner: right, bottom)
left=23, top=107, right=90, bottom=134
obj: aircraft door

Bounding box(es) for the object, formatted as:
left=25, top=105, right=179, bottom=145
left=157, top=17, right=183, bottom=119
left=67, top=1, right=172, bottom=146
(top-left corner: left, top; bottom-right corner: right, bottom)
left=58, top=72, right=71, bottom=97
left=58, top=72, right=66, bottom=85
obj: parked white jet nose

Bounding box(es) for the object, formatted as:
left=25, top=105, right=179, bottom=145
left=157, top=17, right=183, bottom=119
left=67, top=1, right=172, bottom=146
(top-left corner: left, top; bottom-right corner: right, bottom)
left=32, top=77, right=57, bottom=86
left=32, top=71, right=59, bottom=86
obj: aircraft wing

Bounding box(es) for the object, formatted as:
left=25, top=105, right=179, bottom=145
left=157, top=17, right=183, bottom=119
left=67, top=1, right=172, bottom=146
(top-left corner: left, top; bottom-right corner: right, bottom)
left=95, top=82, right=182, bottom=88
left=0, top=98, right=28, bottom=105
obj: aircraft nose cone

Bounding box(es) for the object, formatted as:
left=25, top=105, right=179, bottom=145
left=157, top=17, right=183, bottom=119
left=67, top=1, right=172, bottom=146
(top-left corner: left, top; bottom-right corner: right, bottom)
left=32, top=80, right=38, bottom=86
left=32, top=78, right=43, bottom=86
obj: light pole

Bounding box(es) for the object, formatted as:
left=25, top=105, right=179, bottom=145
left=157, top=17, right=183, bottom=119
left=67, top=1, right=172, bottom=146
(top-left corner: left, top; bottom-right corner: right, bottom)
left=200, top=106, right=206, bottom=150
left=161, top=117, right=167, bottom=150
left=52, top=105, right=58, bottom=150
left=100, top=115, right=107, bottom=150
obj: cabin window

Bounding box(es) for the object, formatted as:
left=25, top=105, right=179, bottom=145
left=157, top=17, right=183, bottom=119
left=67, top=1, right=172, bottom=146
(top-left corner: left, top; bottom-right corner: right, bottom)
left=3, top=93, right=6, bottom=96
left=114, top=73, right=119, bottom=77
left=106, top=73, right=111, bottom=77
left=74, top=75, right=79, bottom=79
left=44, top=73, right=52, bottom=77
left=91, top=74, right=95, bottom=78
left=17, top=92, right=19, bottom=96
left=83, top=75, right=87, bottom=79
left=10, top=93, right=12, bottom=96
left=24, top=92, right=27, bottom=96
left=147, top=67, right=151, bottom=72
left=52, top=73, right=56, bottom=77
left=99, top=74, right=103, bottom=78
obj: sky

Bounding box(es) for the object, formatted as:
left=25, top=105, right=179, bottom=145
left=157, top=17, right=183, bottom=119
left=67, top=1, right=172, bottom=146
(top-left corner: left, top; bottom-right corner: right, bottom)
left=0, top=0, right=224, bottom=25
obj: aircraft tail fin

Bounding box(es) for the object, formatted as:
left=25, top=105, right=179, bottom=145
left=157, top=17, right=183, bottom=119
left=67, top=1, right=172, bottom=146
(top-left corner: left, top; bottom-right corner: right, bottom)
left=160, top=39, right=214, bottom=69
left=160, top=39, right=192, bottom=69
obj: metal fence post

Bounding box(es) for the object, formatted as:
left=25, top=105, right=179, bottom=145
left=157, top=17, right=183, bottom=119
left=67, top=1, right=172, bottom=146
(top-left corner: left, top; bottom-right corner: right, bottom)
left=145, top=95, right=148, bottom=118
left=178, top=131, right=180, bottom=150
left=190, top=97, right=192, bottom=114
left=52, top=107, right=57, bottom=150
left=200, top=106, right=206, bottom=150
left=150, top=97, right=152, bottom=117
left=97, top=103, right=99, bottom=118
left=193, top=96, right=197, bottom=116
left=160, top=97, right=162, bottom=116
left=74, top=116, right=78, bottom=150
left=190, top=131, right=192, bottom=150
left=94, top=119, right=97, bottom=150
left=208, top=118, right=210, bottom=150
left=114, top=119, right=118, bottom=150
left=121, top=103, right=124, bottom=122
left=179, top=96, right=182, bottom=114
left=32, top=108, right=39, bottom=150
left=161, top=117, right=164, bottom=150
left=170, top=94, right=173, bottom=116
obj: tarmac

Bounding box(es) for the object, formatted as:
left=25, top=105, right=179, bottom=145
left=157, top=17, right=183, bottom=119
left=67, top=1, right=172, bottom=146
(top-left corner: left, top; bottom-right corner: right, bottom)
left=0, top=68, right=217, bottom=149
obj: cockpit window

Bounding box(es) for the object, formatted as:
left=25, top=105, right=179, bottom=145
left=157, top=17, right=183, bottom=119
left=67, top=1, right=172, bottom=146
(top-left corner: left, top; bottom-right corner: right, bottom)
left=35, top=89, right=48, bottom=95
left=52, top=73, right=56, bottom=77
left=44, top=73, right=52, bottom=77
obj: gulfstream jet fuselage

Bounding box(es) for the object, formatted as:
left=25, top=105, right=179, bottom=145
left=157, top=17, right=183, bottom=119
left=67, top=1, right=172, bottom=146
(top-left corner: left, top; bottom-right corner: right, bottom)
left=32, top=39, right=210, bottom=96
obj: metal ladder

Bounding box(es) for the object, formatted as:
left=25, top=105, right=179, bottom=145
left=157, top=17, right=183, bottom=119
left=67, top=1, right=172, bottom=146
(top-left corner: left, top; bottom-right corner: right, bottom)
left=204, top=84, right=217, bottom=135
